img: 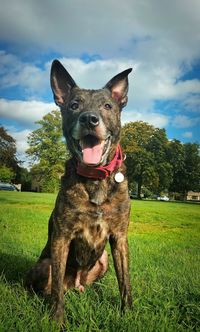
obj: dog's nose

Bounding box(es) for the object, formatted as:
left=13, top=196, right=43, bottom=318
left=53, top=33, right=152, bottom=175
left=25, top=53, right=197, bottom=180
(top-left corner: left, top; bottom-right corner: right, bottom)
left=79, top=112, right=99, bottom=127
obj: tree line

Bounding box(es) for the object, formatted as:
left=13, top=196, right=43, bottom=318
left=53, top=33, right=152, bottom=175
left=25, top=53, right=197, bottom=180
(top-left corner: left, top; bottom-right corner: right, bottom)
left=121, top=122, right=200, bottom=198
left=0, top=126, right=31, bottom=190
left=0, top=110, right=199, bottom=198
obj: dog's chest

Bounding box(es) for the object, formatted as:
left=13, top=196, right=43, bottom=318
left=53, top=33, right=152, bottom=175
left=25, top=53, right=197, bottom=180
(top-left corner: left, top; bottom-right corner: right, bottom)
left=74, top=207, right=108, bottom=243
left=72, top=211, right=108, bottom=268
left=78, top=179, right=106, bottom=205
left=58, top=174, right=129, bottom=267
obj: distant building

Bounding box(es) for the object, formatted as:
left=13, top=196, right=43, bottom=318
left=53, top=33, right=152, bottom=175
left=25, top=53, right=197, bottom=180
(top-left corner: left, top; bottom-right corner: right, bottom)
left=31, top=175, right=42, bottom=192
left=186, top=191, right=200, bottom=202
left=14, top=183, right=21, bottom=191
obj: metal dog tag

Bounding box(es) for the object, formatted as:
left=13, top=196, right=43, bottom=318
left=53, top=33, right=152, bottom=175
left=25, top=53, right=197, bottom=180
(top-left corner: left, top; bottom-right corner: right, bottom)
left=114, top=172, right=124, bottom=183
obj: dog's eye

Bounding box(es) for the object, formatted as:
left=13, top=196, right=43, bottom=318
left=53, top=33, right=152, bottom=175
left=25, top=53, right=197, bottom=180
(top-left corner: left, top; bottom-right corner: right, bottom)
left=70, top=101, right=79, bottom=110
left=104, top=103, right=112, bottom=110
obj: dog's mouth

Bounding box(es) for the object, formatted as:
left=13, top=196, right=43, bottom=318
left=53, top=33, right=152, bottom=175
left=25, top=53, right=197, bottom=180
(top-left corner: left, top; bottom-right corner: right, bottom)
left=74, top=134, right=111, bottom=166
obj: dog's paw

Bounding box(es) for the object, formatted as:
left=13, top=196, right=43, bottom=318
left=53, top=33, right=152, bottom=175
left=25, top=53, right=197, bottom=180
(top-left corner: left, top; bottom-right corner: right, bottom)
left=121, top=295, right=133, bottom=313
left=50, top=300, right=65, bottom=325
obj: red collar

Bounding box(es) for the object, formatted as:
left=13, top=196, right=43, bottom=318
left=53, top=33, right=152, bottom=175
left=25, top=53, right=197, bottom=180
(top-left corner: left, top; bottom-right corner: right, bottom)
left=77, top=144, right=123, bottom=180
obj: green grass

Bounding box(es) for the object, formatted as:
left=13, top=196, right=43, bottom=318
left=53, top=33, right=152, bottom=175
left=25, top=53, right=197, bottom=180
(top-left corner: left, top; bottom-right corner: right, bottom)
left=0, top=191, right=199, bottom=331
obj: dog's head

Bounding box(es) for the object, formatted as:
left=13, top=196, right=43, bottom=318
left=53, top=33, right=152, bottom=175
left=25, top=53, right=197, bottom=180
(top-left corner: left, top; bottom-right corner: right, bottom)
left=51, top=60, right=132, bottom=166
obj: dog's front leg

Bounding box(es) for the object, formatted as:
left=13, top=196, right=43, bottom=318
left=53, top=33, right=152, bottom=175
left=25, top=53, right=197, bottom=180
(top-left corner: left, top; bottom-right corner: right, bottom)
left=51, top=234, right=69, bottom=323
left=110, top=235, right=132, bottom=311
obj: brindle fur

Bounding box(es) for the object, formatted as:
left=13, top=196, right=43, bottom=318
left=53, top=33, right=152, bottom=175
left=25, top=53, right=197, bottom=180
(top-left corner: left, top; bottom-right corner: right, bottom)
left=26, top=60, right=133, bottom=322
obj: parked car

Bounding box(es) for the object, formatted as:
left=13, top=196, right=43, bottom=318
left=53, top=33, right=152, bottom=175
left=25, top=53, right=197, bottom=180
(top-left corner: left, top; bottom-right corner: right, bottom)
left=0, top=182, right=17, bottom=191
left=130, top=193, right=138, bottom=199
left=157, top=195, right=169, bottom=201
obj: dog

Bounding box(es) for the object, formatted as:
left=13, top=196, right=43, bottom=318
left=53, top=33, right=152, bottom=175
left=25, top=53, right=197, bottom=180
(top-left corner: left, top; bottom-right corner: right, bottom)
left=26, top=60, right=133, bottom=323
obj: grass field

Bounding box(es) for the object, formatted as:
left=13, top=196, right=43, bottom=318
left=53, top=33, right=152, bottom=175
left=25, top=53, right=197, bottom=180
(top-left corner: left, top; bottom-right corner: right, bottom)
left=0, top=191, right=199, bottom=332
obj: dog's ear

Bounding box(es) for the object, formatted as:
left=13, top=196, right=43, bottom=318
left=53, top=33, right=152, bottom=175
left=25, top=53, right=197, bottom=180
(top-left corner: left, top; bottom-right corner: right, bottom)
left=104, top=68, right=132, bottom=107
left=50, top=60, right=77, bottom=107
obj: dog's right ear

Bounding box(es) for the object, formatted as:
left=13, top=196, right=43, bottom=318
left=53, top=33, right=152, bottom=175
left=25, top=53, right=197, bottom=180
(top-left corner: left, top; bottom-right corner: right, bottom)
left=50, top=60, right=77, bottom=107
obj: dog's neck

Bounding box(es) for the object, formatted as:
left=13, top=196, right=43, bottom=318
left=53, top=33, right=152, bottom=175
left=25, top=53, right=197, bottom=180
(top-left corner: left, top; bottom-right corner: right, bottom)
left=76, top=145, right=123, bottom=180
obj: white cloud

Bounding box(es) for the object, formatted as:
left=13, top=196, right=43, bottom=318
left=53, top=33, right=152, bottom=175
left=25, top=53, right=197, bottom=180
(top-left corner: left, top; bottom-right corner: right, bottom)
left=6, top=126, right=30, bottom=154
left=58, top=57, right=138, bottom=90
left=174, top=80, right=200, bottom=99
left=0, top=99, right=57, bottom=165
left=0, top=51, right=50, bottom=96
left=122, top=109, right=170, bottom=128
left=0, top=0, right=200, bottom=162
left=5, top=126, right=31, bottom=167
left=0, top=98, right=56, bottom=126
left=53, top=57, right=200, bottom=122
left=172, top=115, right=200, bottom=128
left=0, top=0, right=200, bottom=63
left=2, top=51, right=200, bottom=116
left=182, top=94, right=200, bottom=113
left=182, top=131, right=193, bottom=138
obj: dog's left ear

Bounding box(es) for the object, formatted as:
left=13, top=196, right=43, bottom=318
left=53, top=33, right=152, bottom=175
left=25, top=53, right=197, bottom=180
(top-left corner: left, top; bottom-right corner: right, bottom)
left=104, top=68, right=132, bottom=107
left=50, top=59, right=77, bottom=107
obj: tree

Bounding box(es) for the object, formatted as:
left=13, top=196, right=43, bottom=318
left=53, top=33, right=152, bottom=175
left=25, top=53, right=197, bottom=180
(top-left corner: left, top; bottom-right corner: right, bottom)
left=0, top=165, right=15, bottom=182
left=0, top=126, right=32, bottom=189
left=183, top=143, right=200, bottom=194
left=167, top=141, right=200, bottom=197
left=0, top=126, right=19, bottom=173
left=147, top=128, right=172, bottom=193
left=27, top=110, right=68, bottom=192
left=167, top=139, right=185, bottom=194
left=121, top=121, right=172, bottom=198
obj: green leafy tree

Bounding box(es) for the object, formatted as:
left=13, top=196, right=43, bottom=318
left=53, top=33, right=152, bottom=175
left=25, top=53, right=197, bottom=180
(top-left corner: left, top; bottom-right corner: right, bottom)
left=183, top=143, right=200, bottom=194
left=0, top=126, right=19, bottom=173
left=0, top=126, right=32, bottom=189
left=147, top=128, right=172, bottom=193
left=121, top=121, right=172, bottom=198
left=0, top=165, right=15, bottom=182
left=27, top=110, right=68, bottom=192
left=167, top=141, right=200, bottom=197
left=167, top=139, right=185, bottom=194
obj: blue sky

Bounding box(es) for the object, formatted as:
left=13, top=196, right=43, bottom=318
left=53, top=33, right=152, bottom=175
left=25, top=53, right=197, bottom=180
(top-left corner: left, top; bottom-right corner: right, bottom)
left=0, top=0, right=200, bottom=163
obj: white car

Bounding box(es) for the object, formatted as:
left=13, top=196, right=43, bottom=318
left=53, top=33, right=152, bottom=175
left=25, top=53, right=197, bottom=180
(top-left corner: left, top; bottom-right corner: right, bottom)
left=157, top=195, right=169, bottom=201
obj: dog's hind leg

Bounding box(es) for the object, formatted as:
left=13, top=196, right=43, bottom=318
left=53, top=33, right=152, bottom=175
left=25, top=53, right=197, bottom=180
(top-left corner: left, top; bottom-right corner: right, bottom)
left=26, top=258, right=52, bottom=295
left=85, top=250, right=108, bottom=285
left=73, top=250, right=109, bottom=291
left=39, top=211, right=54, bottom=260
left=63, top=250, right=108, bottom=292
left=26, top=213, right=54, bottom=294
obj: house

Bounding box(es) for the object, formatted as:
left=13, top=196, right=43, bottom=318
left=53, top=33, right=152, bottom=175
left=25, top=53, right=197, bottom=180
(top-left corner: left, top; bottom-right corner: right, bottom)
left=186, top=191, right=200, bottom=202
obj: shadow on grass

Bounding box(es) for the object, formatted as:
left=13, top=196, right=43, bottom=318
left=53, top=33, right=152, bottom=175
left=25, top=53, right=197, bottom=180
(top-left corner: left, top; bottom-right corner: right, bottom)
left=0, top=251, right=34, bottom=283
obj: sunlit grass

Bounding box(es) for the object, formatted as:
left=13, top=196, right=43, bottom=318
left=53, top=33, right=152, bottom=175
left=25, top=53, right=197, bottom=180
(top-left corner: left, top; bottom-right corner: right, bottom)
left=0, top=191, right=199, bottom=331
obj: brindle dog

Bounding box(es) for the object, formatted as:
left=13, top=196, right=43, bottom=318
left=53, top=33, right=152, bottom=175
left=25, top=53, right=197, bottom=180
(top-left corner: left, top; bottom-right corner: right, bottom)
left=26, top=60, right=133, bottom=322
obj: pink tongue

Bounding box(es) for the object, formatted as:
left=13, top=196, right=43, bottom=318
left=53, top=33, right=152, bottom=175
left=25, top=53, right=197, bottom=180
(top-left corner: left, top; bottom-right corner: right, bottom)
left=82, top=143, right=103, bottom=165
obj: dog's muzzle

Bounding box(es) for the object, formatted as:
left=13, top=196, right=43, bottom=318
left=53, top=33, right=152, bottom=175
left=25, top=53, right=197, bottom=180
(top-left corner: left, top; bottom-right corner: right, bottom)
left=71, top=112, right=110, bottom=166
